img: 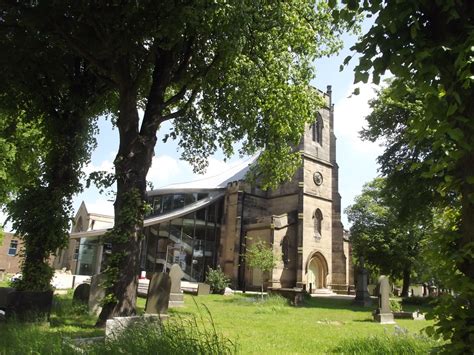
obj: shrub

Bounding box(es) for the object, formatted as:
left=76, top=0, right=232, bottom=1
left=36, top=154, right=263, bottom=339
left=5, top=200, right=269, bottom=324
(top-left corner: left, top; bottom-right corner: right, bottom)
left=206, top=266, right=230, bottom=294
left=401, top=296, right=435, bottom=307
left=332, top=333, right=438, bottom=354
left=390, top=299, right=402, bottom=312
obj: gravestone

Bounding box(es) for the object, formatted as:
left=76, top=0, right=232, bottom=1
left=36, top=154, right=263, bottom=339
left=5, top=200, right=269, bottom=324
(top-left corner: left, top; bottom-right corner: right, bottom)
left=89, top=273, right=106, bottom=315
left=169, top=264, right=184, bottom=307
left=145, top=272, right=171, bottom=314
left=73, top=283, right=90, bottom=304
left=0, top=269, right=5, bottom=282
left=105, top=314, right=166, bottom=340
left=353, top=259, right=372, bottom=307
left=197, top=283, right=210, bottom=296
left=373, top=275, right=395, bottom=324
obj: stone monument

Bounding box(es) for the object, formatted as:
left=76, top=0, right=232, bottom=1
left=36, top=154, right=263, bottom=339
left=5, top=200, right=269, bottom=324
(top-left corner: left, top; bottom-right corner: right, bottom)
left=352, top=258, right=372, bottom=307
left=73, top=283, right=90, bottom=304
left=197, top=283, right=211, bottom=296
left=169, top=264, right=184, bottom=307
left=89, top=273, right=106, bottom=315
left=145, top=272, right=171, bottom=314
left=373, top=275, right=395, bottom=324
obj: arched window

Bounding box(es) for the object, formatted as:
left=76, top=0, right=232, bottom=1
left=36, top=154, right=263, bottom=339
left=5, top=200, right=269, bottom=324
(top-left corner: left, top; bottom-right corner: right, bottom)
left=314, top=209, right=323, bottom=240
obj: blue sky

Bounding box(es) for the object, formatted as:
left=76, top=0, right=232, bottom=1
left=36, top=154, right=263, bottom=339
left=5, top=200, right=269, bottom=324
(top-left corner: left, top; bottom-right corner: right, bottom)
left=1, top=20, right=382, bottom=231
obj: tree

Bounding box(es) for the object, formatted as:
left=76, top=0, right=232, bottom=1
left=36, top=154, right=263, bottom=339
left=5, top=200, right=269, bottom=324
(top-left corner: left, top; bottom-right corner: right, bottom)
left=244, top=239, right=277, bottom=299
left=4, top=1, right=355, bottom=324
left=0, top=10, right=107, bottom=291
left=345, top=178, right=426, bottom=297
left=336, top=1, right=474, bottom=351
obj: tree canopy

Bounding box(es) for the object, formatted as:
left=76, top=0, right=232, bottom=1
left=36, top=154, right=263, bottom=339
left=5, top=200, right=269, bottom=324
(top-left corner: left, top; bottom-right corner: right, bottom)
left=338, top=1, right=474, bottom=351
left=0, top=9, right=107, bottom=290
left=1, top=1, right=355, bottom=323
left=345, top=178, right=426, bottom=297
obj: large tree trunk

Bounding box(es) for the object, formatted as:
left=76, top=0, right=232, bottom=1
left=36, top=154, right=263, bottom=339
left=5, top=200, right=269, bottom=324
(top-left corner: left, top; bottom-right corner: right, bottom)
left=96, top=88, right=158, bottom=326
left=400, top=268, right=410, bottom=298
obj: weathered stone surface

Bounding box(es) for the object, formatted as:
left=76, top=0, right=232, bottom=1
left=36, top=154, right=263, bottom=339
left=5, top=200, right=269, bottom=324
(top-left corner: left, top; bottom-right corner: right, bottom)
left=73, top=283, right=90, bottom=304
left=197, top=283, right=210, bottom=296
left=168, top=264, right=184, bottom=307
left=88, top=273, right=106, bottom=315
left=145, top=273, right=171, bottom=314
left=105, top=314, right=167, bottom=340
left=353, top=263, right=372, bottom=307
left=169, top=264, right=184, bottom=294
left=374, top=275, right=395, bottom=324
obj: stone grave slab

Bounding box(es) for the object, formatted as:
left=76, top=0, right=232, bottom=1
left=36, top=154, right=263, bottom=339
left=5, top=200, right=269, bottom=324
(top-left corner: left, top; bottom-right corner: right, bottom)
left=373, top=275, right=395, bottom=324
left=145, top=272, right=171, bottom=314
left=73, top=283, right=90, bottom=304
left=89, top=273, right=106, bottom=315
left=169, top=264, right=184, bottom=307
left=197, top=283, right=210, bottom=296
left=105, top=314, right=167, bottom=340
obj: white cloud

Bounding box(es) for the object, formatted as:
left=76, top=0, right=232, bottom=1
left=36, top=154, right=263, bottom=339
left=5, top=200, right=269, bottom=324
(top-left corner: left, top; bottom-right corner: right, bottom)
left=83, top=159, right=114, bottom=176
left=147, top=155, right=183, bottom=186
left=334, top=83, right=383, bottom=154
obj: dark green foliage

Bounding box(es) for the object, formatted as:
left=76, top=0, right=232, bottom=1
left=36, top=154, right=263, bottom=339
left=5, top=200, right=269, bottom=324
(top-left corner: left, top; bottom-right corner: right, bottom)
left=345, top=178, right=427, bottom=296
left=402, top=296, right=435, bottom=307
left=333, top=1, right=474, bottom=350
left=206, top=266, right=230, bottom=294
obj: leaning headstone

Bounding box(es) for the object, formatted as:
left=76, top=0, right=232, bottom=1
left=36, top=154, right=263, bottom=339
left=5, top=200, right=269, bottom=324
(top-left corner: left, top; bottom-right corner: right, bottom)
left=353, top=259, right=372, bottom=307
left=89, top=273, right=106, bottom=315
left=373, top=275, right=395, bottom=324
left=169, top=264, right=184, bottom=307
left=197, top=283, right=210, bottom=296
left=73, top=283, right=90, bottom=304
left=145, top=272, right=171, bottom=314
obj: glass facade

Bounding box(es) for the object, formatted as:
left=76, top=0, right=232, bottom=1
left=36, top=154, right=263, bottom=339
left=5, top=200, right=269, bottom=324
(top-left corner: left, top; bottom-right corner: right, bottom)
left=146, top=192, right=209, bottom=217
left=76, top=237, right=101, bottom=276
left=142, top=194, right=223, bottom=282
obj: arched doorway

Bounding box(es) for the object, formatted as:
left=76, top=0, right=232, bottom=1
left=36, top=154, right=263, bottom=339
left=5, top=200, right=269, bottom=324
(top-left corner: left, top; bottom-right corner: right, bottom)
left=306, top=252, right=328, bottom=292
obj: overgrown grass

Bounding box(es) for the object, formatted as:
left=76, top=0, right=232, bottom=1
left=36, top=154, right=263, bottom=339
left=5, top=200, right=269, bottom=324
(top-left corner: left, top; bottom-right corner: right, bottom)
left=332, top=332, right=439, bottom=354
left=0, top=291, right=441, bottom=354
left=170, top=294, right=441, bottom=354
left=86, top=307, right=237, bottom=354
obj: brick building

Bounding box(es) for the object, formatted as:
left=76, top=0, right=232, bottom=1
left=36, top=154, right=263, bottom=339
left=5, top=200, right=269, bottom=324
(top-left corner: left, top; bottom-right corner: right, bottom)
left=0, top=232, right=23, bottom=274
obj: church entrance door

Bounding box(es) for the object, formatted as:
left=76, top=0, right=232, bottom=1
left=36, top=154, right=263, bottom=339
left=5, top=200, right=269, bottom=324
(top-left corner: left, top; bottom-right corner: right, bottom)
left=306, top=253, right=328, bottom=292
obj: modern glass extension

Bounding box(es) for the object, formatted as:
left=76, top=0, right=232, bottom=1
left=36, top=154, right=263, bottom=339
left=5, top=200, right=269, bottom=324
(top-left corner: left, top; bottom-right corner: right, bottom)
left=142, top=191, right=223, bottom=281
left=74, top=190, right=224, bottom=281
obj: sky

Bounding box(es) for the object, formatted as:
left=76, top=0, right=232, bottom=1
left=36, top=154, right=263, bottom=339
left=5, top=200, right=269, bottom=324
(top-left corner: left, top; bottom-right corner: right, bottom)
left=1, top=20, right=383, bottom=231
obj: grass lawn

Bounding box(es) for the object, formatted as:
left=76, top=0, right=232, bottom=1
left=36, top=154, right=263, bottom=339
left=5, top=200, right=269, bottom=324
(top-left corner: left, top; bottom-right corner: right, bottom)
left=165, top=293, right=438, bottom=354
left=0, top=291, right=439, bottom=354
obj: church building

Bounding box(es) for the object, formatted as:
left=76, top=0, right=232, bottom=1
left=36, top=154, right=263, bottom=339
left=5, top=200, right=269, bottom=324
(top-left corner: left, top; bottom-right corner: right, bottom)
left=55, top=86, right=353, bottom=294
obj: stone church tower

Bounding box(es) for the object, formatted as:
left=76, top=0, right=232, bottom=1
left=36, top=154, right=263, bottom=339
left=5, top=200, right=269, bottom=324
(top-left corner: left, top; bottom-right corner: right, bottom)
left=219, top=86, right=350, bottom=293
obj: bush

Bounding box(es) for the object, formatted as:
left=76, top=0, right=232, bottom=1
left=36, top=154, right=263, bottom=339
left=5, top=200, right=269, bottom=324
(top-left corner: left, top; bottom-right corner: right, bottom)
left=332, top=333, right=438, bottom=354
left=390, top=299, right=402, bottom=312
left=401, top=296, right=435, bottom=307
left=206, top=267, right=230, bottom=294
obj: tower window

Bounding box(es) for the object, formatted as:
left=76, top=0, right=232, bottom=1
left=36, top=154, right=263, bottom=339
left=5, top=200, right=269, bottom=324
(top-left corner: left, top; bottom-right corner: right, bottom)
left=314, top=113, right=323, bottom=145
left=314, top=209, right=323, bottom=240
